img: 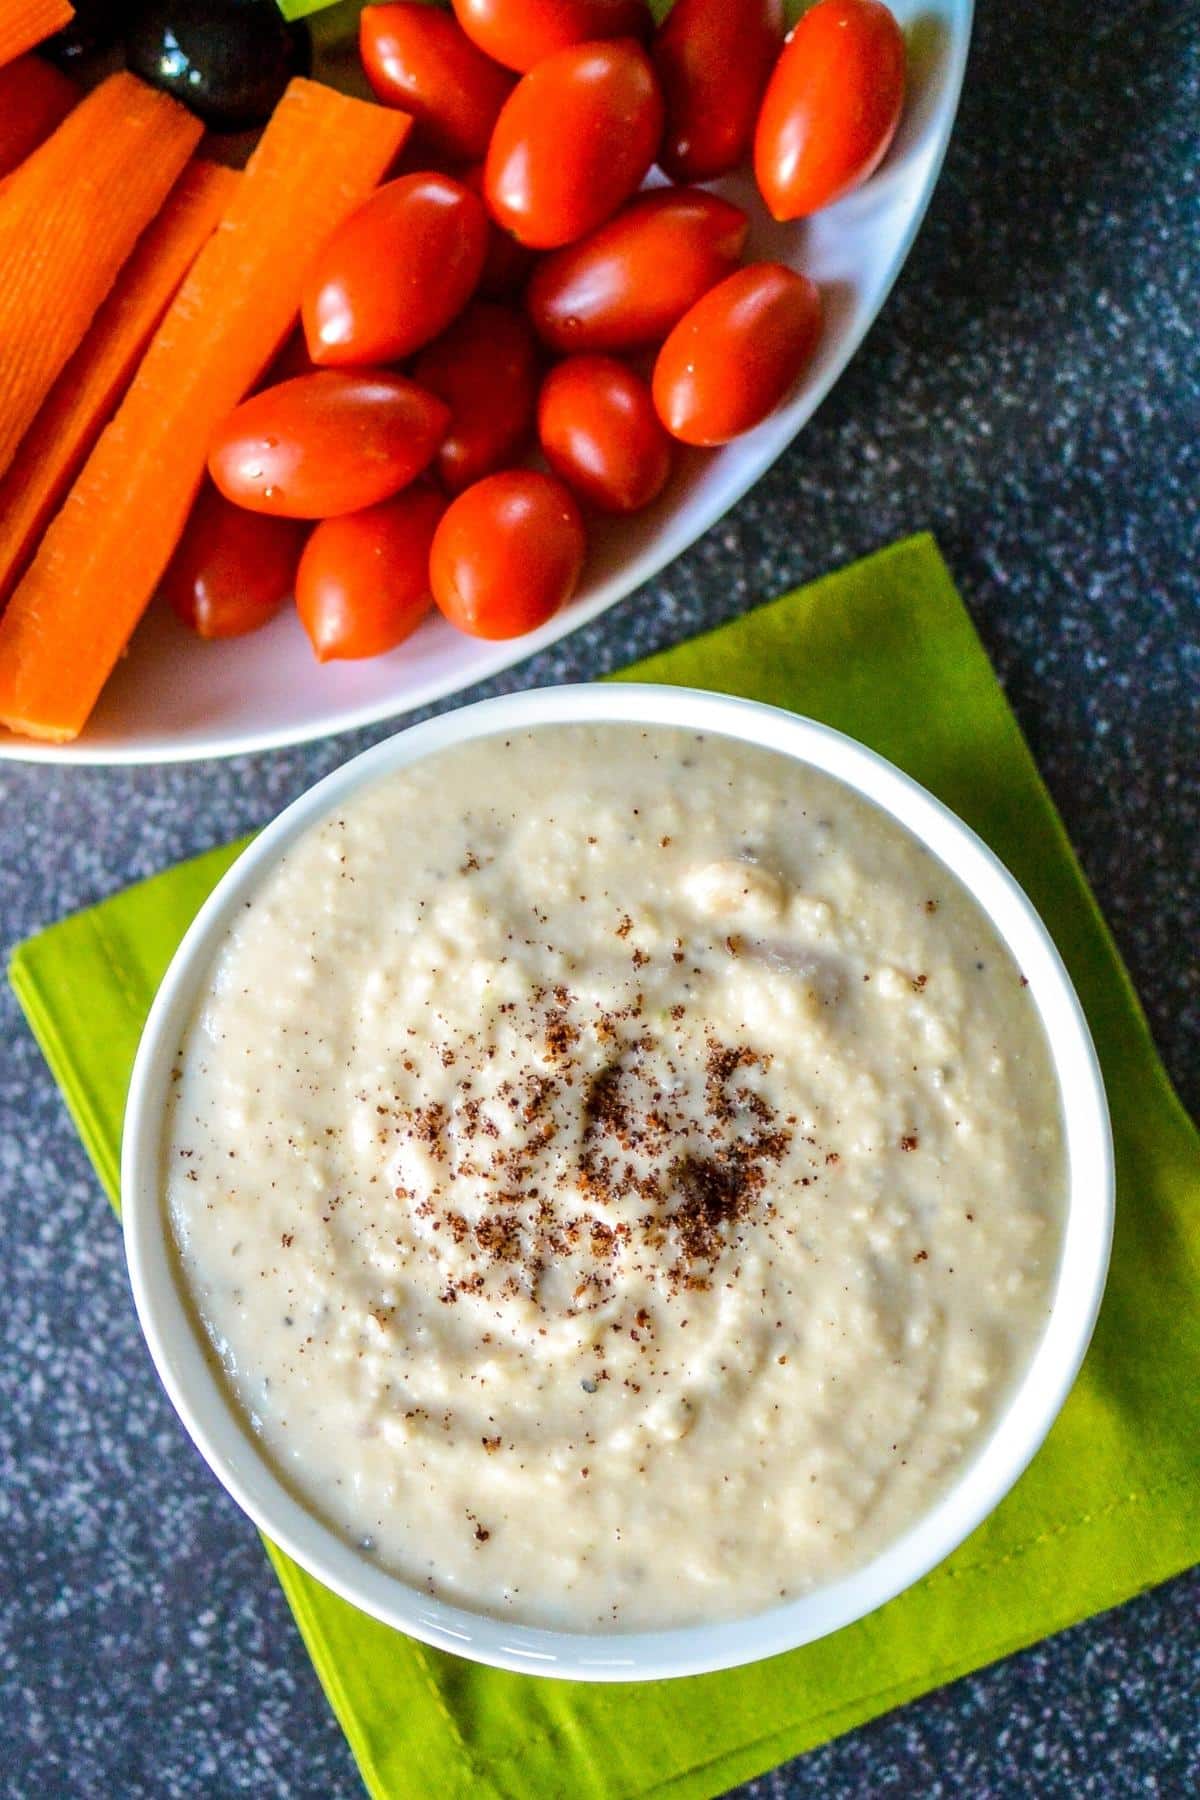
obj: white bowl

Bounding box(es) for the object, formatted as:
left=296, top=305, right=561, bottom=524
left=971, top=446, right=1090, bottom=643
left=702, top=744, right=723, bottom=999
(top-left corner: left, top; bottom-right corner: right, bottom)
left=122, top=683, right=1113, bottom=1680
left=2, top=0, right=973, bottom=766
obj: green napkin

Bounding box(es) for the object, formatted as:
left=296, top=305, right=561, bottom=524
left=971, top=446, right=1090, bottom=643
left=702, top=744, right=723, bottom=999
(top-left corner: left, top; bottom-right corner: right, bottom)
left=11, top=535, right=1199, bottom=1800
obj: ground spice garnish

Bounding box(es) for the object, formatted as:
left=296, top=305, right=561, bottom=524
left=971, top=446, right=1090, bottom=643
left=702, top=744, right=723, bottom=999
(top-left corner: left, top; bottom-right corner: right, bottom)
left=382, top=975, right=802, bottom=1314
left=475, top=1214, right=521, bottom=1260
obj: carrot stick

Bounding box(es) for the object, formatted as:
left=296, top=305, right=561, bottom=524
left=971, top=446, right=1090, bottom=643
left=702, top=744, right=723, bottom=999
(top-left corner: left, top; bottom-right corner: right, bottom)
left=0, top=1, right=73, bottom=69
left=0, top=79, right=411, bottom=743
left=0, top=54, right=76, bottom=181
left=0, top=71, right=202, bottom=481
left=0, top=161, right=239, bottom=611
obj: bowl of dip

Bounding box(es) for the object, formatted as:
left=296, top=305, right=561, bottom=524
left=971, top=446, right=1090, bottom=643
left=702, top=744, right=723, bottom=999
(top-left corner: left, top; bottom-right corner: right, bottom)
left=122, top=684, right=1112, bottom=1680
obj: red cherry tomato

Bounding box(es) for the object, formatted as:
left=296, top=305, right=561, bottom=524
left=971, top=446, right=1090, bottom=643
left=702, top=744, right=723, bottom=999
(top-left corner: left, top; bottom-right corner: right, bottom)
left=302, top=173, right=488, bottom=366
left=359, top=4, right=514, bottom=163
left=430, top=470, right=585, bottom=639
left=653, top=0, right=783, bottom=183
left=450, top=0, right=650, bottom=73
left=295, top=485, right=445, bottom=662
left=754, top=0, right=906, bottom=220
left=208, top=372, right=451, bottom=518
left=526, top=187, right=748, bottom=353
left=412, top=302, right=540, bottom=494
left=652, top=263, right=822, bottom=446
left=485, top=41, right=663, bottom=250
left=538, top=355, right=671, bottom=514
left=163, top=483, right=305, bottom=639
left=461, top=162, right=536, bottom=298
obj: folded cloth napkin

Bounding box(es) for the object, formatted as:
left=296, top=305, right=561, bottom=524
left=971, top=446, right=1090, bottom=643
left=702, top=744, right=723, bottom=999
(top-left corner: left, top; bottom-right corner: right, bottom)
left=10, top=534, right=1199, bottom=1800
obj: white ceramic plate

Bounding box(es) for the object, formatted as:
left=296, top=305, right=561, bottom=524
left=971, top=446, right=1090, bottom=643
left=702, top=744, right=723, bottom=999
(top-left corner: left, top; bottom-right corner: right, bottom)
left=123, top=684, right=1112, bottom=1681
left=1, top=2, right=973, bottom=764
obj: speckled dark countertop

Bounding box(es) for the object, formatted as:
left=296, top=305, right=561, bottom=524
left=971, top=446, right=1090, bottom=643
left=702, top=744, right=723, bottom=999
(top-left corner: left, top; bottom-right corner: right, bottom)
left=1, top=2, right=1197, bottom=1795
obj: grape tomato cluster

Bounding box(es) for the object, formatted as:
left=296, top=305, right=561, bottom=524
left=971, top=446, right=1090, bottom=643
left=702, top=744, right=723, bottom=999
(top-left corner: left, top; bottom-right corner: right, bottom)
left=177, top=0, right=906, bottom=659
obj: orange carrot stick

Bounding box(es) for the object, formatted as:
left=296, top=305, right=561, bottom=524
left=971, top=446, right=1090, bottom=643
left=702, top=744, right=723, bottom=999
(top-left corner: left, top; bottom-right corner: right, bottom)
left=0, top=54, right=76, bottom=181
left=0, top=160, right=239, bottom=610
left=0, top=70, right=202, bottom=481
left=0, top=1, right=73, bottom=69
left=0, top=79, right=411, bottom=743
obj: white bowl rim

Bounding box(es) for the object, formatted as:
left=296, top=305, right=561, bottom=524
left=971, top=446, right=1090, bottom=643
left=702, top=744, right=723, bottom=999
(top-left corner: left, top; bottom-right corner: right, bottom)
left=122, top=682, right=1113, bottom=1681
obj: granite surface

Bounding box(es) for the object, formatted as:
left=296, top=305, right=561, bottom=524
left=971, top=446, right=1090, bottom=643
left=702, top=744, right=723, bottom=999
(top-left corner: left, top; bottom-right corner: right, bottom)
left=1, top=1, right=1197, bottom=1795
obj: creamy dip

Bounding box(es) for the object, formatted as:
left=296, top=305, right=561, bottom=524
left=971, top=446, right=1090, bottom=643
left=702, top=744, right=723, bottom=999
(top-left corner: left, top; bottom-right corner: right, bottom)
left=166, top=724, right=1064, bottom=1631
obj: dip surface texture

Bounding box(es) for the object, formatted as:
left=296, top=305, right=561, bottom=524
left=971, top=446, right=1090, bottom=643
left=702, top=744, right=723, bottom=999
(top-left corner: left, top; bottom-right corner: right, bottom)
left=166, top=724, right=1065, bottom=1630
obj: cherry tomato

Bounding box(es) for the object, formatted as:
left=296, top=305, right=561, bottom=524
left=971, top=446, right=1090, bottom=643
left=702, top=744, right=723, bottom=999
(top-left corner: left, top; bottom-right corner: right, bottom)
left=526, top=187, right=748, bottom=353
left=450, top=0, right=650, bottom=73
left=208, top=371, right=450, bottom=518
left=485, top=41, right=663, bottom=250
left=461, top=162, right=536, bottom=298
left=163, top=483, right=305, bottom=639
left=538, top=355, right=671, bottom=513
left=412, top=302, right=539, bottom=494
left=359, top=4, right=514, bottom=163
left=754, top=0, right=906, bottom=220
left=652, top=263, right=822, bottom=446
left=295, top=484, right=445, bottom=661
left=430, top=470, right=585, bottom=639
left=653, top=0, right=782, bottom=183
left=302, top=173, right=488, bottom=366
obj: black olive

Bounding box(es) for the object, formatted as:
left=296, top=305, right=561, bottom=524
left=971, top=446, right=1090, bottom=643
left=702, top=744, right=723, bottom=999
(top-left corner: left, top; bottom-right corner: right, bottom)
left=45, top=0, right=132, bottom=66
left=125, top=1, right=312, bottom=133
